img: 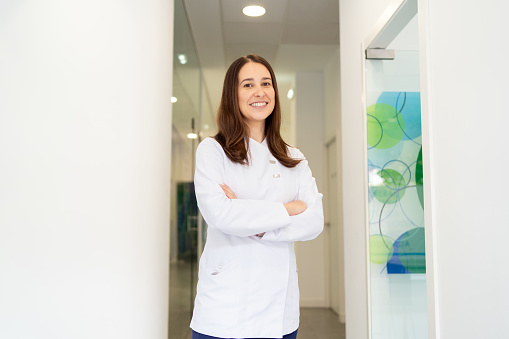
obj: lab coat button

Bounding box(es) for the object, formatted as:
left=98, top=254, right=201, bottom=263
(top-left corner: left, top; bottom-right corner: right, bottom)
left=218, top=265, right=223, bottom=270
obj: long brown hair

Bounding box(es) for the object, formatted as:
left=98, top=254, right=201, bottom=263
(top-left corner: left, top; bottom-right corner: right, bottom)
left=214, top=54, right=301, bottom=168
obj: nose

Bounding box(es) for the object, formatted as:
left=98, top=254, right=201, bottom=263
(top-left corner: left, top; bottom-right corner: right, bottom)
left=254, top=86, right=265, bottom=97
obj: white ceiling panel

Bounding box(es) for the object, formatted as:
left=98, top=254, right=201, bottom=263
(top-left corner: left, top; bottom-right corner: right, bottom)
left=281, top=22, right=339, bottom=44
left=285, top=0, right=339, bottom=23
left=224, top=43, right=278, bottom=66
left=221, top=0, right=288, bottom=23
left=223, top=22, right=282, bottom=44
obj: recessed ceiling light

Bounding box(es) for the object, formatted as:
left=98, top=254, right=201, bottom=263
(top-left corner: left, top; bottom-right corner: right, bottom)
left=171, top=97, right=178, bottom=103
left=178, top=54, right=187, bottom=64
left=187, top=133, right=198, bottom=139
left=243, top=5, right=266, bottom=17
left=287, top=89, right=294, bottom=100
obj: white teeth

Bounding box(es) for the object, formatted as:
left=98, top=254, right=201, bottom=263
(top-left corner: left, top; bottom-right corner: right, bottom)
left=250, top=102, right=267, bottom=107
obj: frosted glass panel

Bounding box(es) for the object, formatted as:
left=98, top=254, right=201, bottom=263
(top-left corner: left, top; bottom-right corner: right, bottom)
left=365, top=21, right=427, bottom=339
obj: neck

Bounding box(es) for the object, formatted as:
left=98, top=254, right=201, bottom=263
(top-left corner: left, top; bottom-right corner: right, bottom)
left=247, top=122, right=265, bottom=143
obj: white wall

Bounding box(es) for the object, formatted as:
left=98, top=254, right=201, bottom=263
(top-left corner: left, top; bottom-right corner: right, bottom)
left=420, top=0, right=509, bottom=337
left=0, top=1, right=173, bottom=338
left=276, top=77, right=297, bottom=146
left=338, top=0, right=394, bottom=337
left=323, top=48, right=346, bottom=321
left=295, top=71, right=328, bottom=306
left=324, top=48, right=341, bottom=142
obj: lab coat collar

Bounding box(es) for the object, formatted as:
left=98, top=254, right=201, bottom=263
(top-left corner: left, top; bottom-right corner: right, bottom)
left=248, top=136, right=267, bottom=147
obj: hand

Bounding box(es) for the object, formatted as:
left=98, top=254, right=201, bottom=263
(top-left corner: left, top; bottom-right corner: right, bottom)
left=219, top=183, right=237, bottom=199
left=220, top=184, right=263, bottom=238
left=284, top=200, right=307, bottom=216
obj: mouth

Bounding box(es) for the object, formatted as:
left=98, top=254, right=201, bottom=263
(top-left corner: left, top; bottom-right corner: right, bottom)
left=249, top=101, right=268, bottom=108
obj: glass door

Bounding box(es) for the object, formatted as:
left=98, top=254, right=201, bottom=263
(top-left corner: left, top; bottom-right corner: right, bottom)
left=364, top=6, right=428, bottom=339
left=169, top=0, right=215, bottom=337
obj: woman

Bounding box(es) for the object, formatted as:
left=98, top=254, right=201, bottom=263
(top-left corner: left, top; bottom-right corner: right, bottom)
left=190, top=54, right=324, bottom=339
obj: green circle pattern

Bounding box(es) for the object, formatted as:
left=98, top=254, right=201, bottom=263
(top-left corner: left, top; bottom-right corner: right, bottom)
left=367, top=103, right=405, bottom=149
left=369, top=235, right=394, bottom=264
left=371, top=169, right=407, bottom=204
left=415, top=147, right=424, bottom=209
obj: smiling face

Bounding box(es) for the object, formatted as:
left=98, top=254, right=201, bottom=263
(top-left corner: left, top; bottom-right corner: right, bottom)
left=237, top=62, right=276, bottom=132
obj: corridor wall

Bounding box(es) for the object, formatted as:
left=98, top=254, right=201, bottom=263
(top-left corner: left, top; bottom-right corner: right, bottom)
left=295, top=71, right=327, bottom=307
left=0, top=1, right=174, bottom=338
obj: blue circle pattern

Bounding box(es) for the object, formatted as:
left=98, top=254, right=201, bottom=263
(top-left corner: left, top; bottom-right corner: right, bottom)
left=377, top=92, right=422, bottom=142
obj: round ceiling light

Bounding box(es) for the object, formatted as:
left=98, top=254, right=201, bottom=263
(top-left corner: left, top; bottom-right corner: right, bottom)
left=178, top=54, right=187, bottom=65
left=242, top=5, right=266, bottom=17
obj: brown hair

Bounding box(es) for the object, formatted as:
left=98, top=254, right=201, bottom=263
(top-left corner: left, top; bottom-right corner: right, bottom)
left=214, top=54, right=301, bottom=168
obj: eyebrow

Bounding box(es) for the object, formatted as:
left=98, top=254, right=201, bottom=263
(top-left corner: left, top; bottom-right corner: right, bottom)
left=240, top=77, right=272, bottom=84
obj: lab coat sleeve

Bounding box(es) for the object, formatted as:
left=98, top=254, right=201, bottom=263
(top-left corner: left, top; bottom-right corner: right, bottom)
left=194, top=138, right=291, bottom=237
left=261, top=150, right=324, bottom=242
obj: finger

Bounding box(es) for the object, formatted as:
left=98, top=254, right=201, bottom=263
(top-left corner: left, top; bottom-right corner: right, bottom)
left=220, top=185, right=231, bottom=195
left=221, top=183, right=232, bottom=191
left=219, top=184, right=229, bottom=193
left=222, top=184, right=237, bottom=198
left=219, top=184, right=236, bottom=199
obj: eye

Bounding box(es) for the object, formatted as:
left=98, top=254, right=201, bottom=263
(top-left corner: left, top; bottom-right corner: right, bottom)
left=243, top=83, right=253, bottom=88
left=262, top=82, right=272, bottom=86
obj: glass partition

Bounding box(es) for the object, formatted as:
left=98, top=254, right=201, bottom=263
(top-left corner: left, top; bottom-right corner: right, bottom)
left=365, top=15, right=428, bottom=339
left=169, top=0, right=214, bottom=337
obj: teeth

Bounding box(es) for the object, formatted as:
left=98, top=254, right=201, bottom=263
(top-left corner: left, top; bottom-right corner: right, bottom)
left=250, top=102, right=267, bottom=107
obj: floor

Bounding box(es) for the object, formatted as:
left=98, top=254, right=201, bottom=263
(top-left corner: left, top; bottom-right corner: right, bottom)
left=169, top=261, right=346, bottom=339
left=298, top=308, right=346, bottom=339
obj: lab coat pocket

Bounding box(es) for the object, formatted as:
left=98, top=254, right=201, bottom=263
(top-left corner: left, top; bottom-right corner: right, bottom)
left=200, top=258, right=241, bottom=306
left=205, top=259, right=238, bottom=277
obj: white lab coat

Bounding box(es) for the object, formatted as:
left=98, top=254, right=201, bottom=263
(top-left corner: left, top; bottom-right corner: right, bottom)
left=190, top=137, right=324, bottom=339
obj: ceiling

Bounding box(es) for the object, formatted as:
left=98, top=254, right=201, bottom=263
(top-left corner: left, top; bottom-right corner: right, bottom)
left=173, top=0, right=340, bottom=138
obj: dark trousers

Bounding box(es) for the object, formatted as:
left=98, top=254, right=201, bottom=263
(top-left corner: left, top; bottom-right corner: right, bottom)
left=192, top=329, right=298, bottom=339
